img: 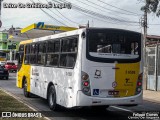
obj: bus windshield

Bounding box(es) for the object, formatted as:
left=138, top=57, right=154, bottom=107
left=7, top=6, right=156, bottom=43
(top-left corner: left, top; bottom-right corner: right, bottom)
left=0, top=52, right=6, bottom=61
left=87, top=29, right=141, bottom=63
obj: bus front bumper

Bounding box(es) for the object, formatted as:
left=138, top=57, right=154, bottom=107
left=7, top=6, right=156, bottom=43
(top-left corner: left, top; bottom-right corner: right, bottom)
left=76, top=91, right=143, bottom=107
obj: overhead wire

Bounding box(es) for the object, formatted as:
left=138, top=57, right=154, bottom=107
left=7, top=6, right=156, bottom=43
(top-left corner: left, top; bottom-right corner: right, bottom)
left=73, top=6, right=139, bottom=23
left=38, top=0, right=73, bottom=26
left=74, top=0, right=129, bottom=20
left=29, top=0, right=142, bottom=27
left=54, top=0, right=140, bottom=25
left=97, top=0, right=142, bottom=16
left=51, top=0, right=131, bottom=25
left=85, top=0, right=141, bottom=16
left=30, top=0, right=68, bottom=26
left=152, top=23, right=160, bottom=25
left=45, top=0, right=80, bottom=25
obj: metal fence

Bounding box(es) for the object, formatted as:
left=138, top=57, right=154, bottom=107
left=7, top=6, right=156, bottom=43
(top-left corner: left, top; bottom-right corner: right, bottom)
left=146, top=45, right=160, bottom=91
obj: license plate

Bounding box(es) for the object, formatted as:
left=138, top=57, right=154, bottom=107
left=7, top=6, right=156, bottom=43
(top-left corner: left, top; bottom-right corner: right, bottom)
left=108, top=91, right=119, bottom=95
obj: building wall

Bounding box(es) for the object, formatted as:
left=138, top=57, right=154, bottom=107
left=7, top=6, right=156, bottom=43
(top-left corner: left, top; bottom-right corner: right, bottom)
left=146, top=45, right=160, bottom=91
left=0, top=32, right=19, bottom=51
left=0, top=32, right=20, bottom=61
left=0, top=32, right=8, bottom=50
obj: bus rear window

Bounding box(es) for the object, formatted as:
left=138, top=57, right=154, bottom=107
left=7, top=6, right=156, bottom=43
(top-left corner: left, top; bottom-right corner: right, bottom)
left=89, top=33, right=139, bottom=55
left=87, top=29, right=141, bottom=63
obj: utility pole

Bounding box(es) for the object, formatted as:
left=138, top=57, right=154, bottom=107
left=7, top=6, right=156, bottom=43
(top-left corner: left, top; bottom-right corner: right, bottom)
left=0, top=0, right=3, bottom=28
left=0, top=0, right=3, bottom=16
left=143, top=3, right=148, bottom=90
left=9, top=25, right=14, bottom=61
left=87, top=20, right=89, bottom=28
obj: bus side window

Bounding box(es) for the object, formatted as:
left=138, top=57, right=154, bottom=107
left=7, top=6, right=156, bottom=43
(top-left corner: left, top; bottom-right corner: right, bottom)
left=51, top=54, right=59, bottom=66
left=24, top=55, right=29, bottom=64
left=61, top=38, right=78, bottom=52
left=60, top=37, right=78, bottom=68
left=24, top=44, right=30, bottom=64
left=18, top=53, right=24, bottom=64
left=66, top=54, right=75, bottom=68
left=70, top=39, right=78, bottom=52
left=29, top=43, right=38, bottom=64
left=46, top=40, right=60, bottom=66
left=61, top=40, right=69, bottom=52
left=60, top=54, right=76, bottom=68
left=37, top=42, right=47, bottom=65
left=60, top=54, right=67, bottom=67
left=18, top=45, right=24, bottom=64
left=47, top=54, right=59, bottom=66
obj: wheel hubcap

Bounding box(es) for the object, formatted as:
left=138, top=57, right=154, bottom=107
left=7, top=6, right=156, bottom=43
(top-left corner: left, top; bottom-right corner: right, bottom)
left=24, top=82, right=27, bottom=94
left=49, top=91, right=55, bottom=106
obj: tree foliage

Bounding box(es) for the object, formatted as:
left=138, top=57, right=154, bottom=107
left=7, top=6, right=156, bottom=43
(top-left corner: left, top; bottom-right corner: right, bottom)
left=141, top=0, right=160, bottom=16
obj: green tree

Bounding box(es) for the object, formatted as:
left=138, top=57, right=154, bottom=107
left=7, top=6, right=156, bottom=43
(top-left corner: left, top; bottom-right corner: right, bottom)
left=141, top=0, right=160, bottom=16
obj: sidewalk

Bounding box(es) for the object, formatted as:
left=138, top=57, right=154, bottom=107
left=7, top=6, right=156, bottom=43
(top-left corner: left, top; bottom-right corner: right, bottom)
left=143, top=90, right=160, bottom=104
left=0, top=89, right=47, bottom=120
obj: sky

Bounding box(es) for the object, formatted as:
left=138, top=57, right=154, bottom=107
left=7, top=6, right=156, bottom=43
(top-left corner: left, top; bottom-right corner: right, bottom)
left=1, top=0, right=160, bottom=36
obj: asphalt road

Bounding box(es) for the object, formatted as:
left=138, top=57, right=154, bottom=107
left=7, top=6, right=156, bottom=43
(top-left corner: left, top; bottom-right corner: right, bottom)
left=0, top=73, right=160, bottom=120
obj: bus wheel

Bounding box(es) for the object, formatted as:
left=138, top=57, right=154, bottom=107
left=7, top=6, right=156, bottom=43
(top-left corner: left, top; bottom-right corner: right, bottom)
left=23, top=79, right=30, bottom=97
left=6, top=76, right=8, bottom=80
left=48, top=85, right=59, bottom=111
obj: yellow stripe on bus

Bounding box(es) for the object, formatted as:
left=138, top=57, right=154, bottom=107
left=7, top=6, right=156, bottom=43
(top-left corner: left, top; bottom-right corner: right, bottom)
left=17, top=65, right=31, bottom=92
left=115, top=62, right=140, bottom=97
left=19, top=40, right=33, bottom=45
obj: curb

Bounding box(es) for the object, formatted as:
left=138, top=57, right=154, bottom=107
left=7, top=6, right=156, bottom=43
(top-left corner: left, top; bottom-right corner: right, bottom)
left=143, top=98, right=160, bottom=104
left=0, top=88, right=51, bottom=120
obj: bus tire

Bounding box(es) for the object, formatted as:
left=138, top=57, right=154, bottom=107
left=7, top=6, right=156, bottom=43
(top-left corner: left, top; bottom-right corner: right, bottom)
left=23, top=79, right=30, bottom=97
left=48, top=85, right=59, bottom=111
left=6, top=76, right=8, bottom=80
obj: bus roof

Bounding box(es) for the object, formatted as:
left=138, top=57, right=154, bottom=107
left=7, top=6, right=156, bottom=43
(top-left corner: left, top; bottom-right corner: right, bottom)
left=18, top=28, right=141, bottom=44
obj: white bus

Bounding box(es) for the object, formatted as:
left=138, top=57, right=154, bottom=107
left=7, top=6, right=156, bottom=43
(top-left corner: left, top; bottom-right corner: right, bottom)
left=17, top=28, right=143, bottom=111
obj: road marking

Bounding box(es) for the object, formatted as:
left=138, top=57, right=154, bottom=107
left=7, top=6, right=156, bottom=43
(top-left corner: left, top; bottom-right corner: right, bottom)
left=110, top=106, right=133, bottom=113
left=9, top=77, right=16, bottom=78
